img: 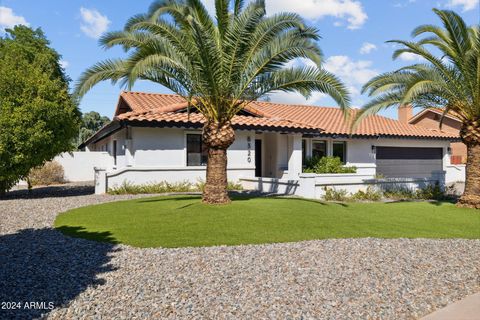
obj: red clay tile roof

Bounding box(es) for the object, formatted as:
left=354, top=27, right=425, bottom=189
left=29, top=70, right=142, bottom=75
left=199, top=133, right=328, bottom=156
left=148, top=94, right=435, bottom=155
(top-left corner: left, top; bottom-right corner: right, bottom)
left=116, top=91, right=459, bottom=139
left=249, top=101, right=459, bottom=139
left=116, top=110, right=320, bottom=132
left=408, top=108, right=462, bottom=124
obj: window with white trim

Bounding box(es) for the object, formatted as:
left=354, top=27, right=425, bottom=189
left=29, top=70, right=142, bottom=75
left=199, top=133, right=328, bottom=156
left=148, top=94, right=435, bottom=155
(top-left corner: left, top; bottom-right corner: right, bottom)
left=312, top=140, right=327, bottom=158
left=333, top=141, right=347, bottom=164
left=186, top=134, right=208, bottom=166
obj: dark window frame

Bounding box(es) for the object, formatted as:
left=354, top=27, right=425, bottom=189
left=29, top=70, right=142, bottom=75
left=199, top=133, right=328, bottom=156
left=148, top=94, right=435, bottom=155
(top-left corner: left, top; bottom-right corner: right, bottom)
left=113, top=140, right=117, bottom=166
left=186, top=133, right=208, bottom=167
left=332, top=141, right=347, bottom=164
left=312, top=140, right=327, bottom=158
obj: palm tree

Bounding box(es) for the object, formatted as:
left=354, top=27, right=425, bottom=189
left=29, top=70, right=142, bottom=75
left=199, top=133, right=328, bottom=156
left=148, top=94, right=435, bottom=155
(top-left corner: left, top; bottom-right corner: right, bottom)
left=75, top=0, right=350, bottom=204
left=358, top=9, right=480, bottom=208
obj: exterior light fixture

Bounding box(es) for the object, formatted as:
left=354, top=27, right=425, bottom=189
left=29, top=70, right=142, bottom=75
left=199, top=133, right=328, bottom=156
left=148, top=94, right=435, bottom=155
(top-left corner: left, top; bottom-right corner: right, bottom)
left=371, top=145, right=376, bottom=154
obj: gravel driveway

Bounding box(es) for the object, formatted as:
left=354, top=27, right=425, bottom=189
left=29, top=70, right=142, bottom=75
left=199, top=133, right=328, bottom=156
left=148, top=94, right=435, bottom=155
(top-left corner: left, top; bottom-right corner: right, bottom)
left=1, top=185, right=479, bottom=319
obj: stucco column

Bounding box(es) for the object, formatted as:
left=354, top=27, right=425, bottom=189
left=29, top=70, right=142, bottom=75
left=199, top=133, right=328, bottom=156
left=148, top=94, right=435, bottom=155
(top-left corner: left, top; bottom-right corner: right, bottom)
left=94, top=167, right=107, bottom=194
left=287, top=134, right=303, bottom=179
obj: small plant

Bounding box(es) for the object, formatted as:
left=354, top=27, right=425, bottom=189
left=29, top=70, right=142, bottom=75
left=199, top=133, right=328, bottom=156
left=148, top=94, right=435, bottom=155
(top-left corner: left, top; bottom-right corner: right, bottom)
left=415, top=183, right=445, bottom=200
left=383, top=187, right=417, bottom=200
left=323, top=187, right=349, bottom=202
left=195, top=179, right=243, bottom=192
left=303, top=157, right=356, bottom=174
left=109, top=179, right=244, bottom=195
left=28, top=161, right=65, bottom=187
left=351, top=186, right=383, bottom=202
left=383, top=183, right=446, bottom=201
left=108, top=180, right=195, bottom=195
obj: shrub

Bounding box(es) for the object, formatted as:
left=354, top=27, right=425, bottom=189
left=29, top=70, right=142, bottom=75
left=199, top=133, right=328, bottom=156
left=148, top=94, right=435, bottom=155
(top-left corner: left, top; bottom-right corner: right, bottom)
left=415, top=183, right=445, bottom=200
left=28, top=161, right=65, bottom=186
left=303, top=157, right=356, bottom=174
left=351, top=186, right=383, bottom=202
left=383, top=187, right=417, bottom=200
left=108, top=180, right=243, bottom=195
left=383, top=183, right=446, bottom=201
left=108, top=180, right=194, bottom=195
left=195, top=179, right=243, bottom=192
left=323, top=187, right=349, bottom=202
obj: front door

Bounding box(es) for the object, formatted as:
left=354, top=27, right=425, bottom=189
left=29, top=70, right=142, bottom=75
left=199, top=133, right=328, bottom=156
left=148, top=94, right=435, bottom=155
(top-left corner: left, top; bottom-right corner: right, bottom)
left=255, top=139, right=262, bottom=177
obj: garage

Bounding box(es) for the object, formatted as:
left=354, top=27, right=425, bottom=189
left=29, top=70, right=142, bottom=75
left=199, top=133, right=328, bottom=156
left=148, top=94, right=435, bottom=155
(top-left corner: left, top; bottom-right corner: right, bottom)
left=376, top=147, right=443, bottom=178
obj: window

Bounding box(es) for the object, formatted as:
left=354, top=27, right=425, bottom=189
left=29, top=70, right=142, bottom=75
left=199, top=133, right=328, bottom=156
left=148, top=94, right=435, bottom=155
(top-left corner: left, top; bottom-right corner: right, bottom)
left=333, top=141, right=347, bottom=163
left=113, top=140, right=117, bottom=166
left=186, top=134, right=208, bottom=166
left=312, top=140, right=327, bottom=158
left=302, top=139, right=307, bottom=166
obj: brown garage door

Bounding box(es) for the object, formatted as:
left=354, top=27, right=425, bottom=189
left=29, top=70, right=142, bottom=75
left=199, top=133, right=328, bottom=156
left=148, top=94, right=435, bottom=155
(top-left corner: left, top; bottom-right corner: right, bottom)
left=376, top=147, right=443, bottom=178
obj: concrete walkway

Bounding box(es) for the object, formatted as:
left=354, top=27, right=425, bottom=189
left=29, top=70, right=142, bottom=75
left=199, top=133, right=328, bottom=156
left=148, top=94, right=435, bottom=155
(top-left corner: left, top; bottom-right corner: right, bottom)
left=421, top=292, right=480, bottom=320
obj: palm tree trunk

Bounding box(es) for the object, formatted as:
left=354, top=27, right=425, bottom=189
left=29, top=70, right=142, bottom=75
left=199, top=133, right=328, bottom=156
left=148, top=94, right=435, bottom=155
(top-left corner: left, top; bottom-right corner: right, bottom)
left=458, top=143, right=480, bottom=209
left=203, top=148, right=230, bottom=204
left=202, top=121, right=235, bottom=204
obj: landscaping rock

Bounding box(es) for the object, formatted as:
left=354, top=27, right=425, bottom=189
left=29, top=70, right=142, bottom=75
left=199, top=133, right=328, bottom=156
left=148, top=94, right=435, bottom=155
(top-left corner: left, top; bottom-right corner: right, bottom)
left=0, top=184, right=479, bottom=319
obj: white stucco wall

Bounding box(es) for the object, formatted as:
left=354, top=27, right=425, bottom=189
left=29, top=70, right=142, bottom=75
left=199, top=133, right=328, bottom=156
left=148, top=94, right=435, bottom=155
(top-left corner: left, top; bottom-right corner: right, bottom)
left=95, top=127, right=257, bottom=191
left=55, top=152, right=110, bottom=182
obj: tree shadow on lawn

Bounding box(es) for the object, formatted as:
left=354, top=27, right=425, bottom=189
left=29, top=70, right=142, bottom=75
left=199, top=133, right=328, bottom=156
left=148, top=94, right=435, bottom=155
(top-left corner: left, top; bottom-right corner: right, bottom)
left=384, top=199, right=455, bottom=206
left=0, top=227, right=118, bottom=319
left=135, top=193, right=348, bottom=209
left=2, top=184, right=94, bottom=200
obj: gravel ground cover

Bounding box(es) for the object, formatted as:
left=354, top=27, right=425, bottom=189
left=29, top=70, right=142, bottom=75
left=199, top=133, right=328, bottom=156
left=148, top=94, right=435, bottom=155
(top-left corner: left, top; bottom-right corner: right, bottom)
left=0, top=184, right=479, bottom=319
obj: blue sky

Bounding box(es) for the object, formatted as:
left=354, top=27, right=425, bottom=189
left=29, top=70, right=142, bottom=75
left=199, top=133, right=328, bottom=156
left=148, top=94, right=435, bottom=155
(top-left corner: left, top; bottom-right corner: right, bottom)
left=0, top=0, right=478, bottom=119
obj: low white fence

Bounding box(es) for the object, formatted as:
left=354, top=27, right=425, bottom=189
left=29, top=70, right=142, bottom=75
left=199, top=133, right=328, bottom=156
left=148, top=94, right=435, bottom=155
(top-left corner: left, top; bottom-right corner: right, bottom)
left=241, top=172, right=446, bottom=200
left=445, top=165, right=466, bottom=184
left=55, top=152, right=110, bottom=182
left=94, top=166, right=255, bottom=194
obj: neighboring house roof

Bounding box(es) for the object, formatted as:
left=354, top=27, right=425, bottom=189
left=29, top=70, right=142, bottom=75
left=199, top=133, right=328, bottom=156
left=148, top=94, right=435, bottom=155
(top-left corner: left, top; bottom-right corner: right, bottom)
left=80, top=92, right=460, bottom=148
left=408, top=108, right=462, bottom=125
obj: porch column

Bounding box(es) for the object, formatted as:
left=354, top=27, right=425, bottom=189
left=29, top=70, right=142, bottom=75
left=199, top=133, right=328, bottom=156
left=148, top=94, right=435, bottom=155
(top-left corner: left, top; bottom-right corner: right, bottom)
left=287, top=134, right=303, bottom=179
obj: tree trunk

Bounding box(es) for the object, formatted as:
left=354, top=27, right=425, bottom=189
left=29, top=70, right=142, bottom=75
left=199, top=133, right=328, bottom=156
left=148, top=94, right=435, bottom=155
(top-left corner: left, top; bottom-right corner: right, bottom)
left=203, top=148, right=230, bottom=204
left=202, top=121, right=235, bottom=205
left=458, top=143, right=480, bottom=209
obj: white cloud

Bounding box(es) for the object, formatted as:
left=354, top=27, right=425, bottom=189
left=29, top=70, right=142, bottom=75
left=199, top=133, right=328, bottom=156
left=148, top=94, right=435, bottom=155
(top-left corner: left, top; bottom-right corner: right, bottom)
left=269, top=56, right=378, bottom=105
left=203, top=0, right=367, bottom=30
left=80, top=7, right=110, bottom=39
left=323, top=55, right=378, bottom=96
left=445, top=0, right=479, bottom=11
left=265, top=0, right=367, bottom=30
left=398, top=52, right=423, bottom=61
left=59, top=60, right=69, bottom=69
left=0, top=6, right=29, bottom=29
left=359, top=42, right=377, bottom=54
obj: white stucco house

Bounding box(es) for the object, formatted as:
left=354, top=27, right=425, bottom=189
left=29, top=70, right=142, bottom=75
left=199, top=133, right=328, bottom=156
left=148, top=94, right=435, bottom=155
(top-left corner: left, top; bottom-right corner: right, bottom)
left=80, top=91, right=463, bottom=197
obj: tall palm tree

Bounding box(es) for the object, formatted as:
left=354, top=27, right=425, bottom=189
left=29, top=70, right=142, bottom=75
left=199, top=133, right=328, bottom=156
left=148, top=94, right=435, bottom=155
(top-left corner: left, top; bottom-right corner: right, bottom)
left=358, top=9, right=480, bottom=208
left=75, top=0, right=350, bottom=204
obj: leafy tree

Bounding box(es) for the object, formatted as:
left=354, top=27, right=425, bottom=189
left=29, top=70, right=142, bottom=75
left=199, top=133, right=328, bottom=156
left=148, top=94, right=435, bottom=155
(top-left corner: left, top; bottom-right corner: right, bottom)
left=75, top=0, right=350, bottom=204
left=358, top=9, right=480, bottom=208
left=0, top=26, right=80, bottom=194
left=78, top=111, right=110, bottom=145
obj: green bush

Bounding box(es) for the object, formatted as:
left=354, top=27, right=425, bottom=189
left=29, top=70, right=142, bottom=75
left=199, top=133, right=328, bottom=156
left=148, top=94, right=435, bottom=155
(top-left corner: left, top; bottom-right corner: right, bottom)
left=303, top=157, right=356, bottom=174
left=108, top=180, right=243, bottom=195
left=323, top=187, right=349, bottom=202
left=415, top=183, right=445, bottom=200
left=383, top=183, right=445, bottom=201
left=322, top=184, right=445, bottom=203
left=351, top=186, right=383, bottom=202
left=195, top=179, right=243, bottom=192
left=383, top=188, right=417, bottom=200
left=108, top=181, right=194, bottom=195
left=28, top=161, right=65, bottom=186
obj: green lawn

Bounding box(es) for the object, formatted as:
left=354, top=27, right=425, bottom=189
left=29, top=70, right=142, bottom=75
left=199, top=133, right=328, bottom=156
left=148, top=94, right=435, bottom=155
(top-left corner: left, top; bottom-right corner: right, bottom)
left=54, top=196, right=480, bottom=248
